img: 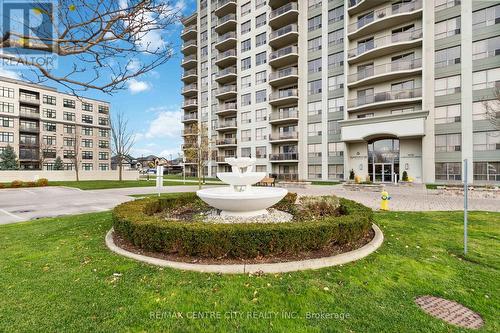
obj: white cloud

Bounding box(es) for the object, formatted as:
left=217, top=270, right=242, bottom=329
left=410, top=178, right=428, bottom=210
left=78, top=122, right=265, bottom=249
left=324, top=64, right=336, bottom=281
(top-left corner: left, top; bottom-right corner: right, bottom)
left=0, top=68, right=20, bottom=79
left=142, top=106, right=182, bottom=139
left=127, top=79, right=151, bottom=94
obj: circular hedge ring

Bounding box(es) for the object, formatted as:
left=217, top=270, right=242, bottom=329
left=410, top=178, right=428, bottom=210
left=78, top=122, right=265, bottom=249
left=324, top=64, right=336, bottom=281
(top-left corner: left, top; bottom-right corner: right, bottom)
left=112, top=193, right=373, bottom=260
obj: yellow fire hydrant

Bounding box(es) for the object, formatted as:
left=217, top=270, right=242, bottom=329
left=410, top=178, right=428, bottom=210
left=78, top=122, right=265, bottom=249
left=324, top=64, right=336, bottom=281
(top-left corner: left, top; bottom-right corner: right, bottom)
left=380, top=190, right=391, bottom=211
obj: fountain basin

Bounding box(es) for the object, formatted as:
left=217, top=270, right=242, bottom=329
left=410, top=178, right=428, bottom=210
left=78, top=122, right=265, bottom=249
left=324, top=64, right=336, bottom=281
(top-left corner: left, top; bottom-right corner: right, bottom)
left=197, top=186, right=288, bottom=217
left=217, top=172, right=266, bottom=186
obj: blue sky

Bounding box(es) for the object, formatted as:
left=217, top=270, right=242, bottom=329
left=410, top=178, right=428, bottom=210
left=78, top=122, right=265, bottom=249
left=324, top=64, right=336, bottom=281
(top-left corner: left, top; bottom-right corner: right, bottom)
left=1, top=0, right=197, bottom=160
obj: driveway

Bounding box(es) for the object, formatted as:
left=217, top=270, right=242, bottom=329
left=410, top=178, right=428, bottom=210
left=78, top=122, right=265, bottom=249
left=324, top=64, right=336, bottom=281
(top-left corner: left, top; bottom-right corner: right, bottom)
left=1, top=184, right=499, bottom=225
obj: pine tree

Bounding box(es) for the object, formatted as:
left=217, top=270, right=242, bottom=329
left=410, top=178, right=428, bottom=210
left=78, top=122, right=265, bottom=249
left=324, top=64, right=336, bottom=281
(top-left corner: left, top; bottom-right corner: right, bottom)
left=0, top=145, right=19, bottom=170
left=53, top=156, right=63, bottom=170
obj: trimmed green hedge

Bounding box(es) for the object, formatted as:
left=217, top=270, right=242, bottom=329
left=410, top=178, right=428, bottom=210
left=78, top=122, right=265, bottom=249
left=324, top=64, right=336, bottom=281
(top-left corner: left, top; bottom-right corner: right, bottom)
left=112, top=192, right=373, bottom=259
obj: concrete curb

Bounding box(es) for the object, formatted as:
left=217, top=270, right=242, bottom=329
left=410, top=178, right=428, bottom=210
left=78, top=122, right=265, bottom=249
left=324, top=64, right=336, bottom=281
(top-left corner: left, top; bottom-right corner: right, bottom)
left=105, top=224, right=383, bottom=274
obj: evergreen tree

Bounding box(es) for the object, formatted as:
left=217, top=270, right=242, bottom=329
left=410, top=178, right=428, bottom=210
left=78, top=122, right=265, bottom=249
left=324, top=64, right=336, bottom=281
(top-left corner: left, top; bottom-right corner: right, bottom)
left=53, top=156, right=63, bottom=170
left=0, top=145, right=18, bottom=170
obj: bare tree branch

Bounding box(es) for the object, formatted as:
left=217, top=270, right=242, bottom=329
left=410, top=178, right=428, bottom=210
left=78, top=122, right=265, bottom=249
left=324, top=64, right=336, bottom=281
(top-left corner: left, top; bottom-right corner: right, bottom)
left=111, top=110, right=135, bottom=181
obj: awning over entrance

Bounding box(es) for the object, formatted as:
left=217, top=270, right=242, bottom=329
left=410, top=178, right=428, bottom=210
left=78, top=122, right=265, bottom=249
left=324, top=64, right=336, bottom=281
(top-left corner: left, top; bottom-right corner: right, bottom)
left=339, top=110, right=429, bottom=142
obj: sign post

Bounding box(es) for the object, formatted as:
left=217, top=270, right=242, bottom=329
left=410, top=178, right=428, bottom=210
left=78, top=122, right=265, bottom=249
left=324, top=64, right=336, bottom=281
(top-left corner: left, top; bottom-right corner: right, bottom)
left=463, top=159, right=468, bottom=255
left=156, top=165, right=164, bottom=197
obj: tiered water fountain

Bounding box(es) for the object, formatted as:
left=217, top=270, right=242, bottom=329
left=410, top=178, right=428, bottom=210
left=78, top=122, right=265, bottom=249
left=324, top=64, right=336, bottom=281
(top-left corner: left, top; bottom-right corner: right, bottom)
left=197, top=158, right=288, bottom=217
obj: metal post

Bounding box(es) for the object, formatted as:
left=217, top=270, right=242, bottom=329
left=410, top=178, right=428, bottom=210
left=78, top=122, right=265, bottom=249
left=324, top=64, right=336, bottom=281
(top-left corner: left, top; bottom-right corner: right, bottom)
left=463, top=159, right=468, bottom=255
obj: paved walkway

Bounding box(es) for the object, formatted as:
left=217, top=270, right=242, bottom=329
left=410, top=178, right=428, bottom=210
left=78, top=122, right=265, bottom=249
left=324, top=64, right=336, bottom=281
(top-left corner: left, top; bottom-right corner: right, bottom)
left=1, top=184, right=499, bottom=225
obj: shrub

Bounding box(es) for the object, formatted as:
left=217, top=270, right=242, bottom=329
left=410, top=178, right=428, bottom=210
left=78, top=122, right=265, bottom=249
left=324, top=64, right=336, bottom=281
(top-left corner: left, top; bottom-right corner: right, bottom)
left=113, top=193, right=373, bottom=259
left=0, top=183, right=4, bottom=189
left=36, top=178, right=49, bottom=187
left=297, top=196, right=341, bottom=220
left=402, top=171, right=408, bottom=182
left=10, top=180, right=23, bottom=188
left=272, top=192, right=297, bottom=214
left=26, top=181, right=36, bottom=187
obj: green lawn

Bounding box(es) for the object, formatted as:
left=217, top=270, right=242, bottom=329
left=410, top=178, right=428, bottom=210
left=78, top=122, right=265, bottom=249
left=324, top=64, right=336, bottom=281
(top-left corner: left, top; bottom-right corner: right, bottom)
left=46, top=180, right=222, bottom=190
left=310, top=180, right=341, bottom=186
left=1, top=208, right=498, bottom=332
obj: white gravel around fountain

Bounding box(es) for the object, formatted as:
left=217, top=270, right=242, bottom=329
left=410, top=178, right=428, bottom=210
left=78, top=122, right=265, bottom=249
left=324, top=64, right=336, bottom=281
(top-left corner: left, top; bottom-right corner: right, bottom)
left=202, top=208, right=293, bottom=224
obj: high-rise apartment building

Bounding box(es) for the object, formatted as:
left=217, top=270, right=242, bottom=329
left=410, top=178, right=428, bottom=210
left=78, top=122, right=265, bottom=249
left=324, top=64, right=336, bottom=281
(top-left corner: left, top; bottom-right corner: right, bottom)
left=181, top=0, right=500, bottom=184
left=0, top=76, right=111, bottom=171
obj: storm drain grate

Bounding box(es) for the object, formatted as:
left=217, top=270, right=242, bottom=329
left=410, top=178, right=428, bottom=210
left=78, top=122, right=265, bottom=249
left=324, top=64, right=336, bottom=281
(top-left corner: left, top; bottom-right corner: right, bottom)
left=415, top=295, right=484, bottom=330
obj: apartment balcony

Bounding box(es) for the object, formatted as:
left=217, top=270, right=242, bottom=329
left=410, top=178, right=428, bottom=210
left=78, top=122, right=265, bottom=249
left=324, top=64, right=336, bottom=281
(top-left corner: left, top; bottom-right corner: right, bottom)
left=181, top=83, right=198, bottom=97
left=215, top=66, right=237, bottom=84
left=19, top=111, right=40, bottom=119
left=182, top=68, right=198, bottom=83
left=269, top=153, right=299, bottom=162
left=181, top=54, right=197, bottom=69
left=182, top=113, right=198, bottom=123
left=181, top=129, right=197, bottom=137
left=347, top=0, right=422, bottom=40
left=216, top=120, right=237, bottom=132
left=269, top=89, right=298, bottom=106
left=216, top=138, right=237, bottom=147
left=214, top=0, right=236, bottom=17
left=215, top=31, right=237, bottom=51
left=347, top=58, right=422, bottom=88
left=215, top=49, right=237, bottom=68
left=269, top=132, right=299, bottom=143
left=181, top=40, right=197, bottom=55
left=19, top=96, right=40, bottom=106
left=215, top=85, right=237, bottom=100
left=347, top=87, right=422, bottom=112
left=269, top=24, right=298, bottom=49
left=347, top=0, right=373, bottom=16
left=215, top=13, right=236, bottom=34
left=216, top=102, right=237, bottom=116
left=182, top=98, right=198, bottom=111
left=269, top=109, right=299, bottom=125
left=19, top=125, right=40, bottom=133
left=269, top=2, right=298, bottom=29
left=269, top=45, right=298, bottom=68
left=181, top=25, right=197, bottom=41
left=269, top=0, right=289, bottom=9
left=348, top=29, right=422, bottom=64
left=181, top=12, right=197, bottom=26
left=216, top=155, right=237, bottom=163
left=269, top=67, right=298, bottom=87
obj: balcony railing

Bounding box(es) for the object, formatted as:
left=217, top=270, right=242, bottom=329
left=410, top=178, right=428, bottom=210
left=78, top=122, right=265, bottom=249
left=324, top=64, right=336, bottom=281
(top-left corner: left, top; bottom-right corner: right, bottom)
left=269, top=45, right=298, bottom=61
left=217, top=102, right=237, bottom=112
left=182, top=84, right=198, bottom=93
left=348, top=58, right=422, bottom=83
left=269, top=89, right=298, bottom=101
left=269, top=67, right=298, bottom=81
left=348, top=87, right=422, bottom=108
left=182, top=69, right=197, bottom=78
left=19, top=111, right=40, bottom=119
left=270, top=153, right=298, bottom=161
left=182, top=40, right=197, bottom=49
left=270, top=109, right=298, bottom=121
left=181, top=25, right=197, bottom=36
left=270, top=2, right=298, bottom=19
left=269, top=132, right=298, bottom=141
left=183, top=114, right=198, bottom=121
left=216, top=155, right=237, bottom=162
left=217, top=120, right=237, bottom=129
left=216, top=0, right=236, bottom=10
left=182, top=54, right=197, bottom=64
left=216, top=138, right=237, bottom=145
left=217, top=31, right=236, bottom=44
left=216, top=85, right=237, bottom=95
left=216, top=66, right=237, bottom=78
left=269, top=23, right=298, bottom=40
left=183, top=99, right=198, bottom=107
left=348, top=28, right=422, bottom=58
left=217, top=13, right=236, bottom=26
left=348, top=0, right=363, bottom=8
left=216, top=49, right=237, bottom=61
left=20, top=125, right=40, bottom=133
left=348, top=0, right=422, bottom=33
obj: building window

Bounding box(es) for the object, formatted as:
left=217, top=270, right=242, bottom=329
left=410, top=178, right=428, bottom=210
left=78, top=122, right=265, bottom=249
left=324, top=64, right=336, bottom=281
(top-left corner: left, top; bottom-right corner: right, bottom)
left=63, top=99, right=75, bottom=108
left=435, top=46, right=461, bottom=68
left=241, top=111, right=251, bottom=124
left=328, top=142, right=344, bottom=157
left=328, top=97, right=344, bottom=113
left=308, top=58, right=322, bottom=73
left=0, top=86, right=14, bottom=98
left=241, top=57, right=251, bottom=70
left=435, top=162, right=461, bottom=181
left=99, top=163, right=110, bottom=171
left=82, top=102, right=93, bottom=112
left=255, top=51, right=266, bottom=66
left=472, top=4, right=500, bottom=29
left=241, top=75, right=251, bottom=88
left=473, top=36, right=500, bottom=60
left=435, top=104, right=461, bottom=124
left=328, top=164, right=344, bottom=180
left=0, top=116, right=14, bottom=128
left=255, top=32, right=266, bottom=47
left=308, top=0, right=322, bottom=10
left=82, top=127, right=93, bottom=136
left=308, top=36, right=322, bottom=52
left=328, top=74, right=344, bottom=91
left=328, top=121, right=341, bottom=135
left=241, top=129, right=251, bottom=142
left=63, top=137, right=75, bottom=147
left=241, top=93, right=251, bottom=106
left=473, top=68, right=500, bottom=90
left=308, top=101, right=322, bottom=117
left=42, top=108, right=56, bottom=119
left=43, top=122, right=57, bottom=132
left=20, top=134, right=38, bottom=146
left=256, top=71, right=266, bottom=85
left=98, top=105, right=109, bottom=114
left=328, top=28, right=344, bottom=47
left=43, top=95, right=56, bottom=105
left=255, top=127, right=266, bottom=141
left=42, top=135, right=56, bottom=145
left=256, top=146, right=266, bottom=159
left=308, top=144, right=322, bottom=158
left=82, top=151, right=93, bottom=160
left=241, top=39, right=251, bottom=52
left=308, top=79, right=322, bottom=95
left=474, top=162, right=500, bottom=181
left=0, top=132, right=14, bottom=142
left=434, top=75, right=461, bottom=96
left=241, top=2, right=251, bottom=16
left=435, top=133, right=461, bottom=152
left=99, top=152, right=109, bottom=160
left=82, top=163, right=93, bottom=171
left=308, top=165, right=322, bottom=179
left=255, top=89, right=267, bottom=103
left=99, top=140, right=109, bottom=148
left=473, top=131, right=500, bottom=151
left=63, top=150, right=75, bottom=158
left=255, top=13, right=266, bottom=28
left=0, top=102, right=14, bottom=113
left=99, top=129, right=109, bottom=137
left=435, top=16, right=461, bottom=39
left=255, top=0, right=266, bottom=10
left=98, top=117, right=109, bottom=126
left=256, top=108, right=267, bottom=122
left=328, top=52, right=344, bottom=69
left=308, top=122, right=322, bottom=137
left=328, top=6, right=344, bottom=24
left=64, top=124, right=75, bottom=134
left=472, top=100, right=500, bottom=120
left=435, top=0, right=461, bottom=11
left=308, top=15, right=322, bottom=32
left=82, top=138, right=93, bottom=148
left=241, top=20, right=251, bottom=34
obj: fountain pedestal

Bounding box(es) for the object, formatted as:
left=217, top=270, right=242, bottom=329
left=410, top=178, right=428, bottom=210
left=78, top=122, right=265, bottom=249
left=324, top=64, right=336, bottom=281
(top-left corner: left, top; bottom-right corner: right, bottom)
left=196, top=158, right=288, bottom=218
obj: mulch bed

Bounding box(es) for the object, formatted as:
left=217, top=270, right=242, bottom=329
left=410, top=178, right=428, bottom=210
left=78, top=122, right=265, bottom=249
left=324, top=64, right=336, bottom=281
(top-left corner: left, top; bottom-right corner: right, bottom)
left=112, top=228, right=374, bottom=265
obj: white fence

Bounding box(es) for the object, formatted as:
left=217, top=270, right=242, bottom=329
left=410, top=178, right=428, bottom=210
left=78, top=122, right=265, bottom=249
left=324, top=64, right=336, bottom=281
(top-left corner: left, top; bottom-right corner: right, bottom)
left=0, top=170, right=140, bottom=182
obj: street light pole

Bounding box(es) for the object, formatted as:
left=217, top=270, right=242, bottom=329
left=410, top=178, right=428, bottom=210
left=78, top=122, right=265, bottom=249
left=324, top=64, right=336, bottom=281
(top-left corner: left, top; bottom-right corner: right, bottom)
left=463, top=159, right=468, bottom=255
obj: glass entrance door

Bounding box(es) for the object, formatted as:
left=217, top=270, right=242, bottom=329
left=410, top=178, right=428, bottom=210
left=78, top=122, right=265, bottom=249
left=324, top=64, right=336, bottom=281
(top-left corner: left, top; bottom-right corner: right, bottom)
left=374, top=163, right=393, bottom=183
